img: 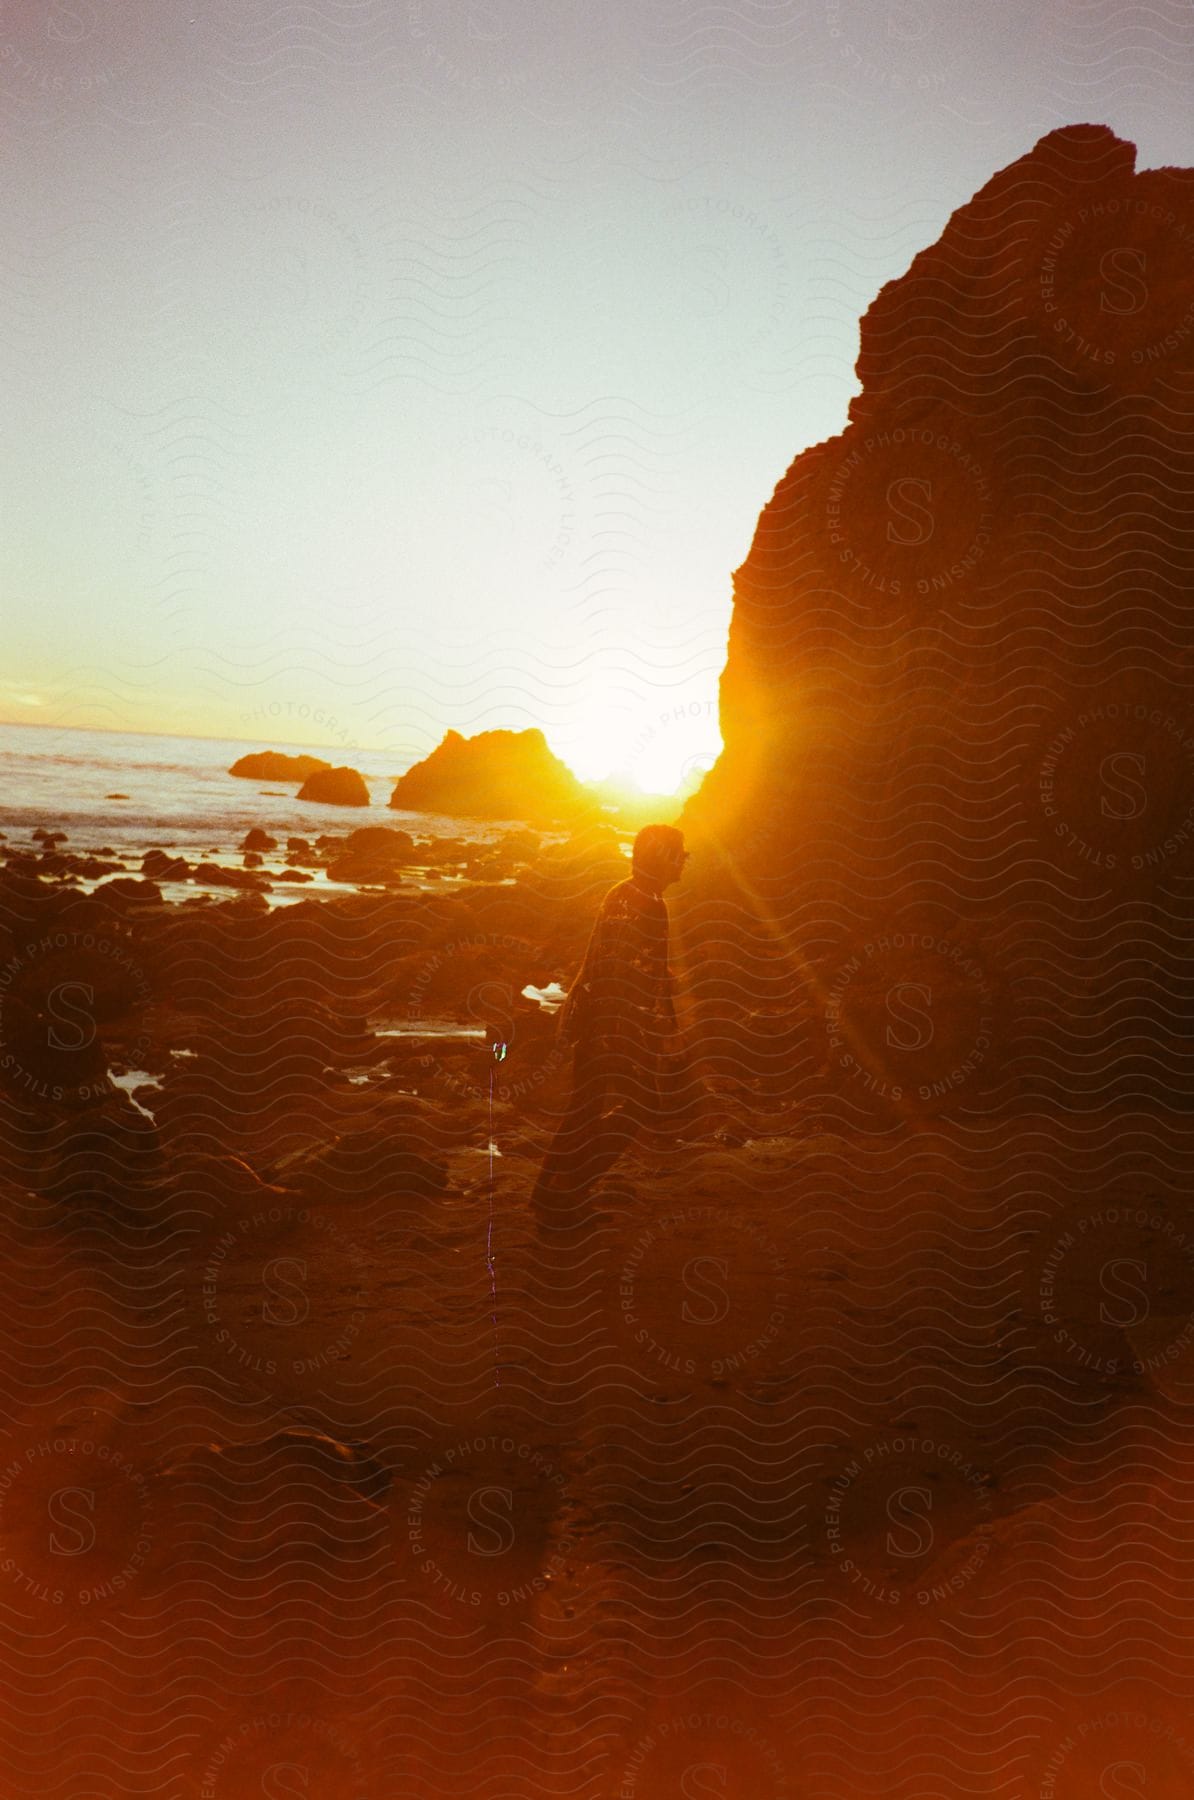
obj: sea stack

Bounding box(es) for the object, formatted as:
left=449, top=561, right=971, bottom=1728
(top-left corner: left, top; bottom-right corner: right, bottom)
left=388, top=727, right=590, bottom=825
left=229, top=751, right=332, bottom=782
left=683, top=124, right=1194, bottom=1114
left=297, top=765, right=371, bottom=807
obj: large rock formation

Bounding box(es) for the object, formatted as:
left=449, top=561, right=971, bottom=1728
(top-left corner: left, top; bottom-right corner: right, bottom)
left=683, top=124, right=1194, bottom=1116
left=388, top=727, right=589, bottom=824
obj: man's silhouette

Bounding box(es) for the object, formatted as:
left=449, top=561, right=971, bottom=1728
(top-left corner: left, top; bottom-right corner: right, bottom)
left=531, top=823, right=689, bottom=1222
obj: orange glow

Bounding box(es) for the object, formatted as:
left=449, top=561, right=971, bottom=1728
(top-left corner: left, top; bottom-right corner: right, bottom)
left=549, top=710, right=722, bottom=796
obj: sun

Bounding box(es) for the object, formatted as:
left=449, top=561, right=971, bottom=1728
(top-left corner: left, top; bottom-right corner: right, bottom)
left=550, top=705, right=723, bottom=797
left=628, top=734, right=713, bottom=796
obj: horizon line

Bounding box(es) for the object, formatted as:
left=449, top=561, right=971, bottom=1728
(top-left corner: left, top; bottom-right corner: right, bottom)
left=0, top=713, right=680, bottom=797
left=0, top=713, right=416, bottom=761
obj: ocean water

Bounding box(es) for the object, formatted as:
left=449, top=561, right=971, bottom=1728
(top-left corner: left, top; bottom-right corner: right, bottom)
left=0, top=721, right=534, bottom=866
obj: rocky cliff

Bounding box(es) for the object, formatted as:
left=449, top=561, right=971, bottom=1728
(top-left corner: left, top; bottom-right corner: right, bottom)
left=683, top=124, right=1194, bottom=1116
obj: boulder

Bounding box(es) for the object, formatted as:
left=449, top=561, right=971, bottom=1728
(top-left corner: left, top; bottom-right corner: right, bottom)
left=141, top=849, right=190, bottom=881
left=229, top=751, right=332, bottom=782
left=322, top=826, right=417, bottom=887
left=297, top=765, right=371, bottom=808
left=463, top=854, right=511, bottom=882
left=345, top=826, right=415, bottom=857
left=241, top=828, right=278, bottom=851
left=414, top=836, right=468, bottom=865
left=191, top=862, right=271, bottom=892
left=499, top=828, right=540, bottom=860
left=388, top=728, right=591, bottom=824
left=90, top=876, right=163, bottom=910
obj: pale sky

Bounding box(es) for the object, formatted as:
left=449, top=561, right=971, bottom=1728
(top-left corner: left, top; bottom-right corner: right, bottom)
left=4, top=0, right=1194, bottom=789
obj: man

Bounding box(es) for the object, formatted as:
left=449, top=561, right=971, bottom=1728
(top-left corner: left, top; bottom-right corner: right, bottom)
left=531, top=823, right=690, bottom=1221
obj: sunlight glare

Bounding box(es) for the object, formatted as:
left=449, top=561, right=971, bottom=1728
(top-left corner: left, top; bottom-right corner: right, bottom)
left=552, top=701, right=722, bottom=795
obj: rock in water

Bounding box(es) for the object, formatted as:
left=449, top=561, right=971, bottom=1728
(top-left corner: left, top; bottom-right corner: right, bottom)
left=388, top=727, right=590, bottom=824
left=682, top=125, right=1194, bottom=1115
left=141, top=850, right=190, bottom=880
left=297, top=765, right=371, bottom=807
left=229, top=751, right=332, bottom=781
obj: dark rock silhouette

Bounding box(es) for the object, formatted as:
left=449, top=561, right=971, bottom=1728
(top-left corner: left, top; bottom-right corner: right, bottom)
left=388, top=727, right=589, bottom=824
left=229, top=750, right=332, bottom=781
left=324, top=825, right=416, bottom=886
left=142, top=850, right=190, bottom=881
left=297, top=764, right=371, bottom=807
left=683, top=123, right=1194, bottom=1115
left=192, top=861, right=271, bottom=892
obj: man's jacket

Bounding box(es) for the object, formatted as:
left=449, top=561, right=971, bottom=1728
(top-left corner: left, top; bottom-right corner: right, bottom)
left=557, top=875, right=677, bottom=1052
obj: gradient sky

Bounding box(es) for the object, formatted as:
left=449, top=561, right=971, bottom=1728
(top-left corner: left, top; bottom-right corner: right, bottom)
left=4, top=0, right=1194, bottom=789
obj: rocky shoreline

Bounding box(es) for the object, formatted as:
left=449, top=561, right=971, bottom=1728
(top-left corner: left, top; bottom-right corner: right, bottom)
left=2, top=809, right=1191, bottom=1789
left=0, top=811, right=749, bottom=1225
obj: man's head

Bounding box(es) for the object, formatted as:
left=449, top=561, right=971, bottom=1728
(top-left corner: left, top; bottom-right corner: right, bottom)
left=632, top=823, right=689, bottom=889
